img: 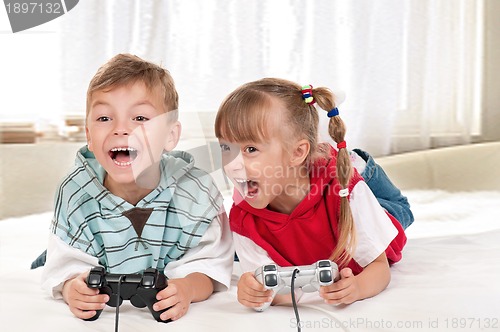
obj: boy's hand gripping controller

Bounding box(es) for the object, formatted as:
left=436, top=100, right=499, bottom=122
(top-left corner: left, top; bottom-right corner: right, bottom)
left=85, top=266, right=171, bottom=322
left=253, top=259, right=339, bottom=311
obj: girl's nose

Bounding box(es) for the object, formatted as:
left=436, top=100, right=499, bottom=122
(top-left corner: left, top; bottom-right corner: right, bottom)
left=224, top=150, right=245, bottom=171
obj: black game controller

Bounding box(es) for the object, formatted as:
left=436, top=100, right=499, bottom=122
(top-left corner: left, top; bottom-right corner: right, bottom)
left=85, top=266, right=171, bottom=322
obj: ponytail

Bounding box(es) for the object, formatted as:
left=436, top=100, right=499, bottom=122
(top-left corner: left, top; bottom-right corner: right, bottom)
left=305, top=86, right=356, bottom=267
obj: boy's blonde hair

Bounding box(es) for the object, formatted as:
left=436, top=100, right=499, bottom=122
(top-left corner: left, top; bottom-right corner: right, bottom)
left=86, top=54, right=179, bottom=120
left=215, top=77, right=356, bottom=267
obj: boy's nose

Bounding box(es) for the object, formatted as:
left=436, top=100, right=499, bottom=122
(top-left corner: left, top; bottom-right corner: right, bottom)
left=113, top=120, right=130, bottom=135
left=113, top=129, right=129, bottom=136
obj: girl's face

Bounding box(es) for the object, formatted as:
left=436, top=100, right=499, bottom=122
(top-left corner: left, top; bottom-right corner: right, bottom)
left=220, top=137, right=291, bottom=211
left=219, top=104, right=310, bottom=214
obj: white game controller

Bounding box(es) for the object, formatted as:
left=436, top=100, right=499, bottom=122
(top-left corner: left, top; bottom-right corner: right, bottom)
left=253, top=259, right=339, bottom=311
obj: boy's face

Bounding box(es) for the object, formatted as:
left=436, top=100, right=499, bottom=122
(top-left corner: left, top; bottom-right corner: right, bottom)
left=86, top=81, right=179, bottom=189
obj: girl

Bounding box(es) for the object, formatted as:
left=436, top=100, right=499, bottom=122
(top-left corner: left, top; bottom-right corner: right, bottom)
left=214, top=78, right=410, bottom=308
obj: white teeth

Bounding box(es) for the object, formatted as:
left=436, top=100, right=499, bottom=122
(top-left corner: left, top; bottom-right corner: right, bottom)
left=113, top=160, right=133, bottom=166
left=111, top=147, right=137, bottom=152
left=110, top=147, right=137, bottom=167
left=235, top=179, right=249, bottom=183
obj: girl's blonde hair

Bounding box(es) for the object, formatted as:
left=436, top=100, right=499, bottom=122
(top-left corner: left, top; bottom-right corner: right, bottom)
left=86, top=53, right=179, bottom=121
left=215, top=77, right=356, bottom=267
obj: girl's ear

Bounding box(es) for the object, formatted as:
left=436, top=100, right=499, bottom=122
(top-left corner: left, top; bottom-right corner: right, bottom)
left=164, top=121, right=182, bottom=151
left=290, top=139, right=310, bottom=166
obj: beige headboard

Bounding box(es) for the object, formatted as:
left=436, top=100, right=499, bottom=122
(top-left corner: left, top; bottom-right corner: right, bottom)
left=0, top=142, right=82, bottom=219
left=376, top=142, right=500, bottom=192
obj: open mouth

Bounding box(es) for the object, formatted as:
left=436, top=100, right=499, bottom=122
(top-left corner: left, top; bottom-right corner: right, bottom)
left=108, top=147, right=138, bottom=166
left=235, top=178, right=259, bottom=198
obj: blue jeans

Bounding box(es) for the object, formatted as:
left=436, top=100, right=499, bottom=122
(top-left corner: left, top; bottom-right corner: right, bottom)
left=354, top=149, right=414, bottom=229
left=31, top=249, right=46, bottom=269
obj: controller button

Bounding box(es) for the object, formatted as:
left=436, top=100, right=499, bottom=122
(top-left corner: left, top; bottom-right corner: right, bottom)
left=263, top=265, right=277, bottom=272
left=87, top=273, right=102, bottom=286
left=264, top=274, right=278, bottom=287
left=319, top=270, right=332, bottom=283
left=318, top=261, right=331, bottom=268
left=142, top=275, right=155, bottom=287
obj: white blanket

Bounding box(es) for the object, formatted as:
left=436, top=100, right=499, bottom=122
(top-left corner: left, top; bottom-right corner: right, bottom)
left=1, top=190, right=499, bottom=332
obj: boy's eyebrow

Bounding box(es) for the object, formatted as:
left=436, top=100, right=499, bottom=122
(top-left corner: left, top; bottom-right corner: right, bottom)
left=91, top=100, right=109, bottom=108
left=132, top=100, right=156, bottom=108
left=90, top=100, right=156, bottom=109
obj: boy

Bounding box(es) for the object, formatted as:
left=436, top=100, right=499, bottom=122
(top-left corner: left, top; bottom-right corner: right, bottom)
left=41, top=54, right=233, bottom=322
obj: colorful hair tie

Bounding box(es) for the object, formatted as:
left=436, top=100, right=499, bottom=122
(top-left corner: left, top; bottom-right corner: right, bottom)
left=301, top=85, right=315, bottom=105
left=339, top=188, right=349, bottom=197
left=327, top=107, right=339, bottom=117
left=337, top=141, right=347, bottom=149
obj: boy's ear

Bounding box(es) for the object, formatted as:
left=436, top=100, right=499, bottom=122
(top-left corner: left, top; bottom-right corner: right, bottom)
left=85, top=127, right=93, bottom=151
left=164, top=121, right=181, bottom=151
left=290, top=139, right=310, bottom=166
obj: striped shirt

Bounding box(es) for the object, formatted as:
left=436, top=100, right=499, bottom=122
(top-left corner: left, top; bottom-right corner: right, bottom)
left=51, top=146, right=223, bottom=274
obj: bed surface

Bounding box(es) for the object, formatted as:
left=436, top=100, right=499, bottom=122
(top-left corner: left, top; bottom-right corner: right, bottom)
left=1, top=190, right=499, bottom=332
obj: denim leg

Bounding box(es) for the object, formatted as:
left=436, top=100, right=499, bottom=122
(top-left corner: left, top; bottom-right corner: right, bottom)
left=31, top=249, right=47, bottom=269
left=353, top=149, right=414, bottom=229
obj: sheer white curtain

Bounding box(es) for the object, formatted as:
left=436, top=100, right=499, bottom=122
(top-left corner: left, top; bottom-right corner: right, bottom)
left=308, top=0, right=483, bottom=155
left=392, top=0, right=484, bottom=153
left=57, top=0, right=483, bottom=155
